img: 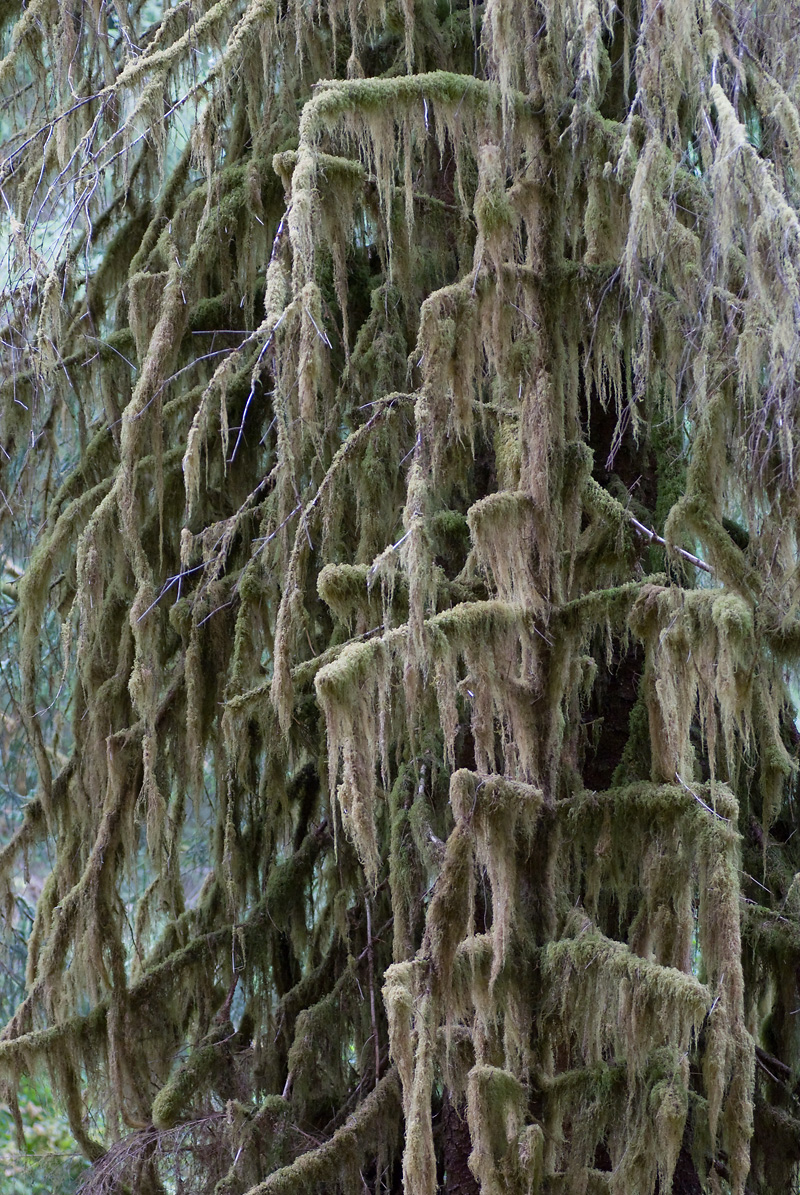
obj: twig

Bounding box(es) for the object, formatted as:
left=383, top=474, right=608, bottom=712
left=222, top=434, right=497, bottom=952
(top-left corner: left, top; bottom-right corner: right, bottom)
left=627, top=515, right=713, bottom=574
left=755, top=1044, right=792, bottom=1082
left=364, top=890, right=380, bottom=1088
left=675, top=773, right=728, bottom=821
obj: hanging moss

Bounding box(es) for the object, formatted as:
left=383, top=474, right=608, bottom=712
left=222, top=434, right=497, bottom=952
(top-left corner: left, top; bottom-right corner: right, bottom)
left=2, top=0, right=800, bottom=1192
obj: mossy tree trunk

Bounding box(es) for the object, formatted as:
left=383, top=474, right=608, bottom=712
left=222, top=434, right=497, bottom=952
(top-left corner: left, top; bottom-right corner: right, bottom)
left=0, top=1, right=800, bottom=1192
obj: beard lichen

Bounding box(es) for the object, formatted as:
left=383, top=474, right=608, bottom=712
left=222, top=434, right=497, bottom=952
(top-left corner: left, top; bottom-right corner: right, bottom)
left=1, top=0, right=800, bottom=1192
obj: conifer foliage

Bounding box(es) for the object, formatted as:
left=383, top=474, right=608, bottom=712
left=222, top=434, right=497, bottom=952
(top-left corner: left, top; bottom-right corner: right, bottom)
left=1, top=0, right=800, bottom=1191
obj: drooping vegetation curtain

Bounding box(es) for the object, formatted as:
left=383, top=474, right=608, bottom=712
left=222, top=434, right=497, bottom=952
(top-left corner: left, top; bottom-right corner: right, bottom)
left=1, top=0, right=800, bottom=1191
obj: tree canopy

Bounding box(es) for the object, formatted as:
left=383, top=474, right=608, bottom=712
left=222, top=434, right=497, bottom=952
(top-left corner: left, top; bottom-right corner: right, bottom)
left=1, top=0, right=800, bottom=1192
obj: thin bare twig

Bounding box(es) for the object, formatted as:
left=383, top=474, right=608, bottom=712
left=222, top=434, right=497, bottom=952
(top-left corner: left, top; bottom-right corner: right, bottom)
left=628, top=515, right=713, bottom=574
left=364, top=889, right=380, bottom=1088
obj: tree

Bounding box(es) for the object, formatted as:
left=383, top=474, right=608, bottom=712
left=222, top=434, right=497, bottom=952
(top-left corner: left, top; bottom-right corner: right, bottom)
left=0, top=0, right=799, bottom=1191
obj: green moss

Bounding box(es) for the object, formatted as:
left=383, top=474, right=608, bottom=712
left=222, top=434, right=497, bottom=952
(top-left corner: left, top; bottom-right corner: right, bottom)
left=264, top=826, right=328, bottom=930
left=317, top=563, right=371, bottom=621
left=249, top=1069, right=401, bottom=1194
left=151, top=1024, right=232, bottom=1129
left=611, top=686, right=652, bottom=785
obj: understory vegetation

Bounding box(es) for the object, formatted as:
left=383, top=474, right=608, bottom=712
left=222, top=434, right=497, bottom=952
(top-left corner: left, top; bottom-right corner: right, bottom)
left=1, top=0, right=800, bottom=1191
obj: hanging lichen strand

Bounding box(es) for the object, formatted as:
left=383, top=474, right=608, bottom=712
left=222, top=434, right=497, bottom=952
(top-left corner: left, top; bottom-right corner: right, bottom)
left=2, top=0, right=800, bottom=1191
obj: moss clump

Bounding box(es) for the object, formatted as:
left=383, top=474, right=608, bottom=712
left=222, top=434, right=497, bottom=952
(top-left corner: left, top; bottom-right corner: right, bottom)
left=151, top=1024, right=234, bottom=1129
